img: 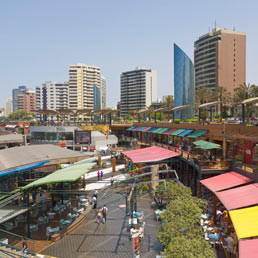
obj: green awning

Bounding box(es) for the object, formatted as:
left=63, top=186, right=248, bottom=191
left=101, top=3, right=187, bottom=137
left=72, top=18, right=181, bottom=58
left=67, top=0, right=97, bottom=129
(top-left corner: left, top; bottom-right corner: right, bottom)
left=156, top=128, right=170, bottom=135
left=170, top=129, right=186, bottom=136
left=193, top=140, right=210, bottom=145
left=187, top=130, right=208, bottom=138
left=151, top=127, right=161, bottom=133
left=23, top=162, right=96, bottom=190
left=196, top=142, right=221, bottom=149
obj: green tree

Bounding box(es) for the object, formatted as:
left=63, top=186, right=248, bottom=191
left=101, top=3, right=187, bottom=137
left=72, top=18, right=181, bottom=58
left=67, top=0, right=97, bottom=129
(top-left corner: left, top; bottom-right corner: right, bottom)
left=233, top=83, right=255, bottom=103
left=215, top=86, right=232, bottom=119
left=7, top=111, right=35, bottom=121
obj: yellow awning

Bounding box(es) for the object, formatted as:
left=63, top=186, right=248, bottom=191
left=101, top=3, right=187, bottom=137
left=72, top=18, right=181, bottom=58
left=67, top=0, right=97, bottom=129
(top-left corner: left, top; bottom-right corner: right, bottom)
left=229, top=206, right=258, bottom=239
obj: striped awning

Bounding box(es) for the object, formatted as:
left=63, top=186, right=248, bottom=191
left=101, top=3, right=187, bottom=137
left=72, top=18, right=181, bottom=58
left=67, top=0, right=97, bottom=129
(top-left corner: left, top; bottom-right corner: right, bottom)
left=146, top=127, right=159, bottom=133
left=170, top=129, right=186, bottom=136
left=135, top=126, right=147, bottom=132
left=141, top=127, right=152, bottom=132
left=156, top=128, right=170, bottom=135
left=177, top=129, right=194, bottom=137
left=162, top=128, right=177, bottom=135
left=126, top=126, right=136, bottom=131
left=131, top=126, right=142, bottom=132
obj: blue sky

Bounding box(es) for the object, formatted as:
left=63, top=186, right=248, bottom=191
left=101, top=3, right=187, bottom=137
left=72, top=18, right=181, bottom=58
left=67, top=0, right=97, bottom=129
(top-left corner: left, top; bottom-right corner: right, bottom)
left=1, top=0, right=257, bottom=107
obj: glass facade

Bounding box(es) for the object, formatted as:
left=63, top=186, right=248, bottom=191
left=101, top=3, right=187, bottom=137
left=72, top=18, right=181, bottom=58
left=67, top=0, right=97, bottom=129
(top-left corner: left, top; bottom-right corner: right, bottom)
left=93, top=85, right=101, bottom=111
left=174, top=44, right=194, bottom=120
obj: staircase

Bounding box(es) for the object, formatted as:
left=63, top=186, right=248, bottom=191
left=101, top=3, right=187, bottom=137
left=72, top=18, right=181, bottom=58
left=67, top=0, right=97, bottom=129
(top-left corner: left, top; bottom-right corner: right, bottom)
left=0, top=242, right=56, bottom=258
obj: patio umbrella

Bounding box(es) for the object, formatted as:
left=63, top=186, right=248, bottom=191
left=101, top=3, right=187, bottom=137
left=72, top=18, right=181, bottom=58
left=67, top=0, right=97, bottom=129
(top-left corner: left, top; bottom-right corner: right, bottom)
left=193, top=140, right=210, bottom=146
left=196, top=142, right=221, bottom=149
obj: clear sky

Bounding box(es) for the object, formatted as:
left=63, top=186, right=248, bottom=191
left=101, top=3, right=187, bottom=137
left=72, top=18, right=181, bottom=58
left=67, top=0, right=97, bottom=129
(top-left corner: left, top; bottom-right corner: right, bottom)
left=1, top=0, right=257, bottom=108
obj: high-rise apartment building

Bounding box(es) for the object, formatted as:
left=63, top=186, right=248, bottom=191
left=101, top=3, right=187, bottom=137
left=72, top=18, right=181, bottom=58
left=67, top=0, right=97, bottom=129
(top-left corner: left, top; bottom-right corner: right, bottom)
left=5, top=97, right=13, bottom=116
left=93, top=85, right=101, bottom=110
left=174, top=44, right=194, bottom=120
left=69, top=64, right=101, bottom=110
left=12, top=86, right=27, bottom=111
left=17, top=90, right=36, bottom=113
left=36, top=81, right=69, bottom=111
left=101, top=76, right=107, bottom=109
left=194, top=27, right=246, bottom=95
left=120, top=67, right=157, bottom=116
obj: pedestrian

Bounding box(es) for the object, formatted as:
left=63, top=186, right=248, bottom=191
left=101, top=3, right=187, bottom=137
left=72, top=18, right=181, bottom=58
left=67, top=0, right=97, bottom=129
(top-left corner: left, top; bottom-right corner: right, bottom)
left=110, top=175, right=114, bottom=186
left=21, top=238, right=28, bottom=257
left=92, top=195, right=97, bottom=209
left=96, top=208, right=102, bottom=224
left=97, top=170, right=100, bottom=181
left=94, top=190, right=98, bottom=198
left=100, top=170, right=104, bottom=180
left=102, top=205, right=108, bottom=224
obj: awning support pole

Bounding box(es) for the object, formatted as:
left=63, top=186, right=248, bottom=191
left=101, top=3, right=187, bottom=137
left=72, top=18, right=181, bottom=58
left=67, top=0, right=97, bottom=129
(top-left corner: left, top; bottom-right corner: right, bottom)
left=213, top=194, right=217, bottom=224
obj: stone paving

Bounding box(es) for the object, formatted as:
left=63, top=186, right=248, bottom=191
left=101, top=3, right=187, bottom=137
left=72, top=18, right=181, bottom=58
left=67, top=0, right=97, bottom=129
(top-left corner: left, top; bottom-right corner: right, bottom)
left=42, top=193, right=162, bottom=258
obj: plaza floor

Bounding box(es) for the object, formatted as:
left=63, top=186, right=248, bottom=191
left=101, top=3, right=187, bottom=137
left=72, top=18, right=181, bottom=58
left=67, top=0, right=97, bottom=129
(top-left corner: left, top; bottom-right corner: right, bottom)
left=41, top=193, right=162, bottom=258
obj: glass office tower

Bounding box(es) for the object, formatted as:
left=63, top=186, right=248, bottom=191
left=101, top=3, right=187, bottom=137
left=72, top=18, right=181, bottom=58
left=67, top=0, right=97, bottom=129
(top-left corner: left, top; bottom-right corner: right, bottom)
left=174, top=44, right=194, bottom=120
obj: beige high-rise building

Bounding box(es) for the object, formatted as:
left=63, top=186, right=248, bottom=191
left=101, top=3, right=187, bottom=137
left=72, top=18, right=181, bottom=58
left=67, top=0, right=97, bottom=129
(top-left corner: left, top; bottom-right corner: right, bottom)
left=69, top=64, right=101, bottom=110
left=17, top=90, right=36, bottom=113
left=194, top=27, right=246, bottom=95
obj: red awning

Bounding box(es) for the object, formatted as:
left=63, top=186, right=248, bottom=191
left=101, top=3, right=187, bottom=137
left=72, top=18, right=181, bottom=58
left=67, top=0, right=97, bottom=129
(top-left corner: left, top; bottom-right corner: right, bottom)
left=141, top=127, right=152, bottom=132
left=162, top=128, right=177, bottom=135
left=239, top=239, right=258, bottom=258
left=122, top=146, right=179, bottom=163
left=216, top=183, right=258, bottom=210
left=131, top=126, right=142, bottom=132
left=200, top=171, right=253, bottom=193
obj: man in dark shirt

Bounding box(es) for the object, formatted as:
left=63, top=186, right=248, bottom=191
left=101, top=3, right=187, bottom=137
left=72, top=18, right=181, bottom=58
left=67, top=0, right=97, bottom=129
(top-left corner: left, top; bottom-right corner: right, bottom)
left=21, top=238, right=28, bottom=256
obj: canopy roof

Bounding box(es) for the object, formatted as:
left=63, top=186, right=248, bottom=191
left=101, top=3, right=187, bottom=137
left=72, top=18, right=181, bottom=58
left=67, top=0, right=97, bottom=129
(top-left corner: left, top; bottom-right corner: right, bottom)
left=200, top=171, right=253, bottom=193
left=172, top=104, right=195, bottom=111
left=239, top=239, right=258, bottom=258
left=198, top=101, right=222, bottom=109
left=23, top=162, right=95, bottom=190
left=126, top=126, right=137, bottom=131
left=193, top=140, right=210, bottom=145
left=216, top=183, right=258, bottom=210
left=162, top=128, right=177, bottom=135
left=151, top=127, right=161, bottom=133
left=196, top=142, right=221, bottom=149
left=187, top=130, right=208, bottom=139
left=229, top=206, right=258, bottom=239
left=0, top=134, right=23, bottom=144
left=0, top=144, right=87, bottom=172
left=177, top=129, right=194, bottom=137
left=242, top=97, right=258, bottom=105
left=170, top=129, right=185, bottom=136
left=0, top=206, right=29, bottom=224
left=122, top=146, right=179, bottom=163
left=141, top=127, right=152, bottom=132
left=156, top=128, right=170, bottom=135
left=0, top=161, right=49, bottom=178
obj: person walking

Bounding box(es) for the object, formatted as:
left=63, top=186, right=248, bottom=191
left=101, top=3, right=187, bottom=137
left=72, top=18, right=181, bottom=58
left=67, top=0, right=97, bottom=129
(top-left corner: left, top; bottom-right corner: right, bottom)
left=110, top=175, right=114, bottom=186
left=21, top=238, right=28, bottom=257
left=102, top=205, right=108, bottom=224
left=92, top=195, right=97, bottom=209
left=100, top=170, right=104, bottom=180
left=96, top=208, right=102, bottom=224
left=97, top=170, right=100, bottom=181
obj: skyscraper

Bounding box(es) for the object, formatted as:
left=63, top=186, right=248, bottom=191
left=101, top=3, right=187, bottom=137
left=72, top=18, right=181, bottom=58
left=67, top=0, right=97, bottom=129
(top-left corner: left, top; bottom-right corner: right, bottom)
left=17, top=90, right=36, bottom=113
left=12, top=86, right=27, bottom=111
left=194, top=27, right=246, bottom=95
left=120, top=67, right=157, bottom=116
left=174, top=44, right=195, bottom=120
left=69, top=64, right=101, bottom=110
left=93, top=85, right=101, bottom=110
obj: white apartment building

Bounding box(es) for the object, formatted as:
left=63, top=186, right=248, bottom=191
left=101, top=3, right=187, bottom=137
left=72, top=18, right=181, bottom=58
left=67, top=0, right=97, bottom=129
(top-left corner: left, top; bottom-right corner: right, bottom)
left=36, top=81, right=69, bottom=111
left=101, top=76, right=107, bottom=109
left=69, top=64, right=101, bottom=110
left=5, top=97, right=13, bottom=116
left=120, top=67, right=157, bottom=116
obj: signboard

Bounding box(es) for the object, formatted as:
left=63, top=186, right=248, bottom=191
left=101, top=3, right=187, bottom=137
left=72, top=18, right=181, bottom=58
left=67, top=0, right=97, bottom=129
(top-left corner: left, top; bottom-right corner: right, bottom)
left=75, top=130, right=91, bottom=144
left=132, top=233, right=140, bottom=258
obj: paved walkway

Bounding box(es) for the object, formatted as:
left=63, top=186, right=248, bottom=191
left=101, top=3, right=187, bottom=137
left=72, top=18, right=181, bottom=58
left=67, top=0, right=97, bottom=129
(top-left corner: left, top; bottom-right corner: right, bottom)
left=41, top=193, right=162, bottom=258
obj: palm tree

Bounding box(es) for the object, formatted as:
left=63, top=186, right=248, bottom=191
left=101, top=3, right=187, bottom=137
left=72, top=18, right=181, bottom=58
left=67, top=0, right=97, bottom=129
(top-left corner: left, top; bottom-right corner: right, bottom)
left=165, top=95, right=174, bottom=108
left=195, top=88, right=213, bottom=105
left=215, top=86, right=232, bottom=118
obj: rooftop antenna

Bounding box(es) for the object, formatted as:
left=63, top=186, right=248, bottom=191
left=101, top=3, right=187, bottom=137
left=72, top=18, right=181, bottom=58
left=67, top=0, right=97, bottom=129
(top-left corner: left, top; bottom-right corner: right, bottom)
left=215, top=20, right=217, bottom=29
left=208, top=27, right=210, bottom=32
